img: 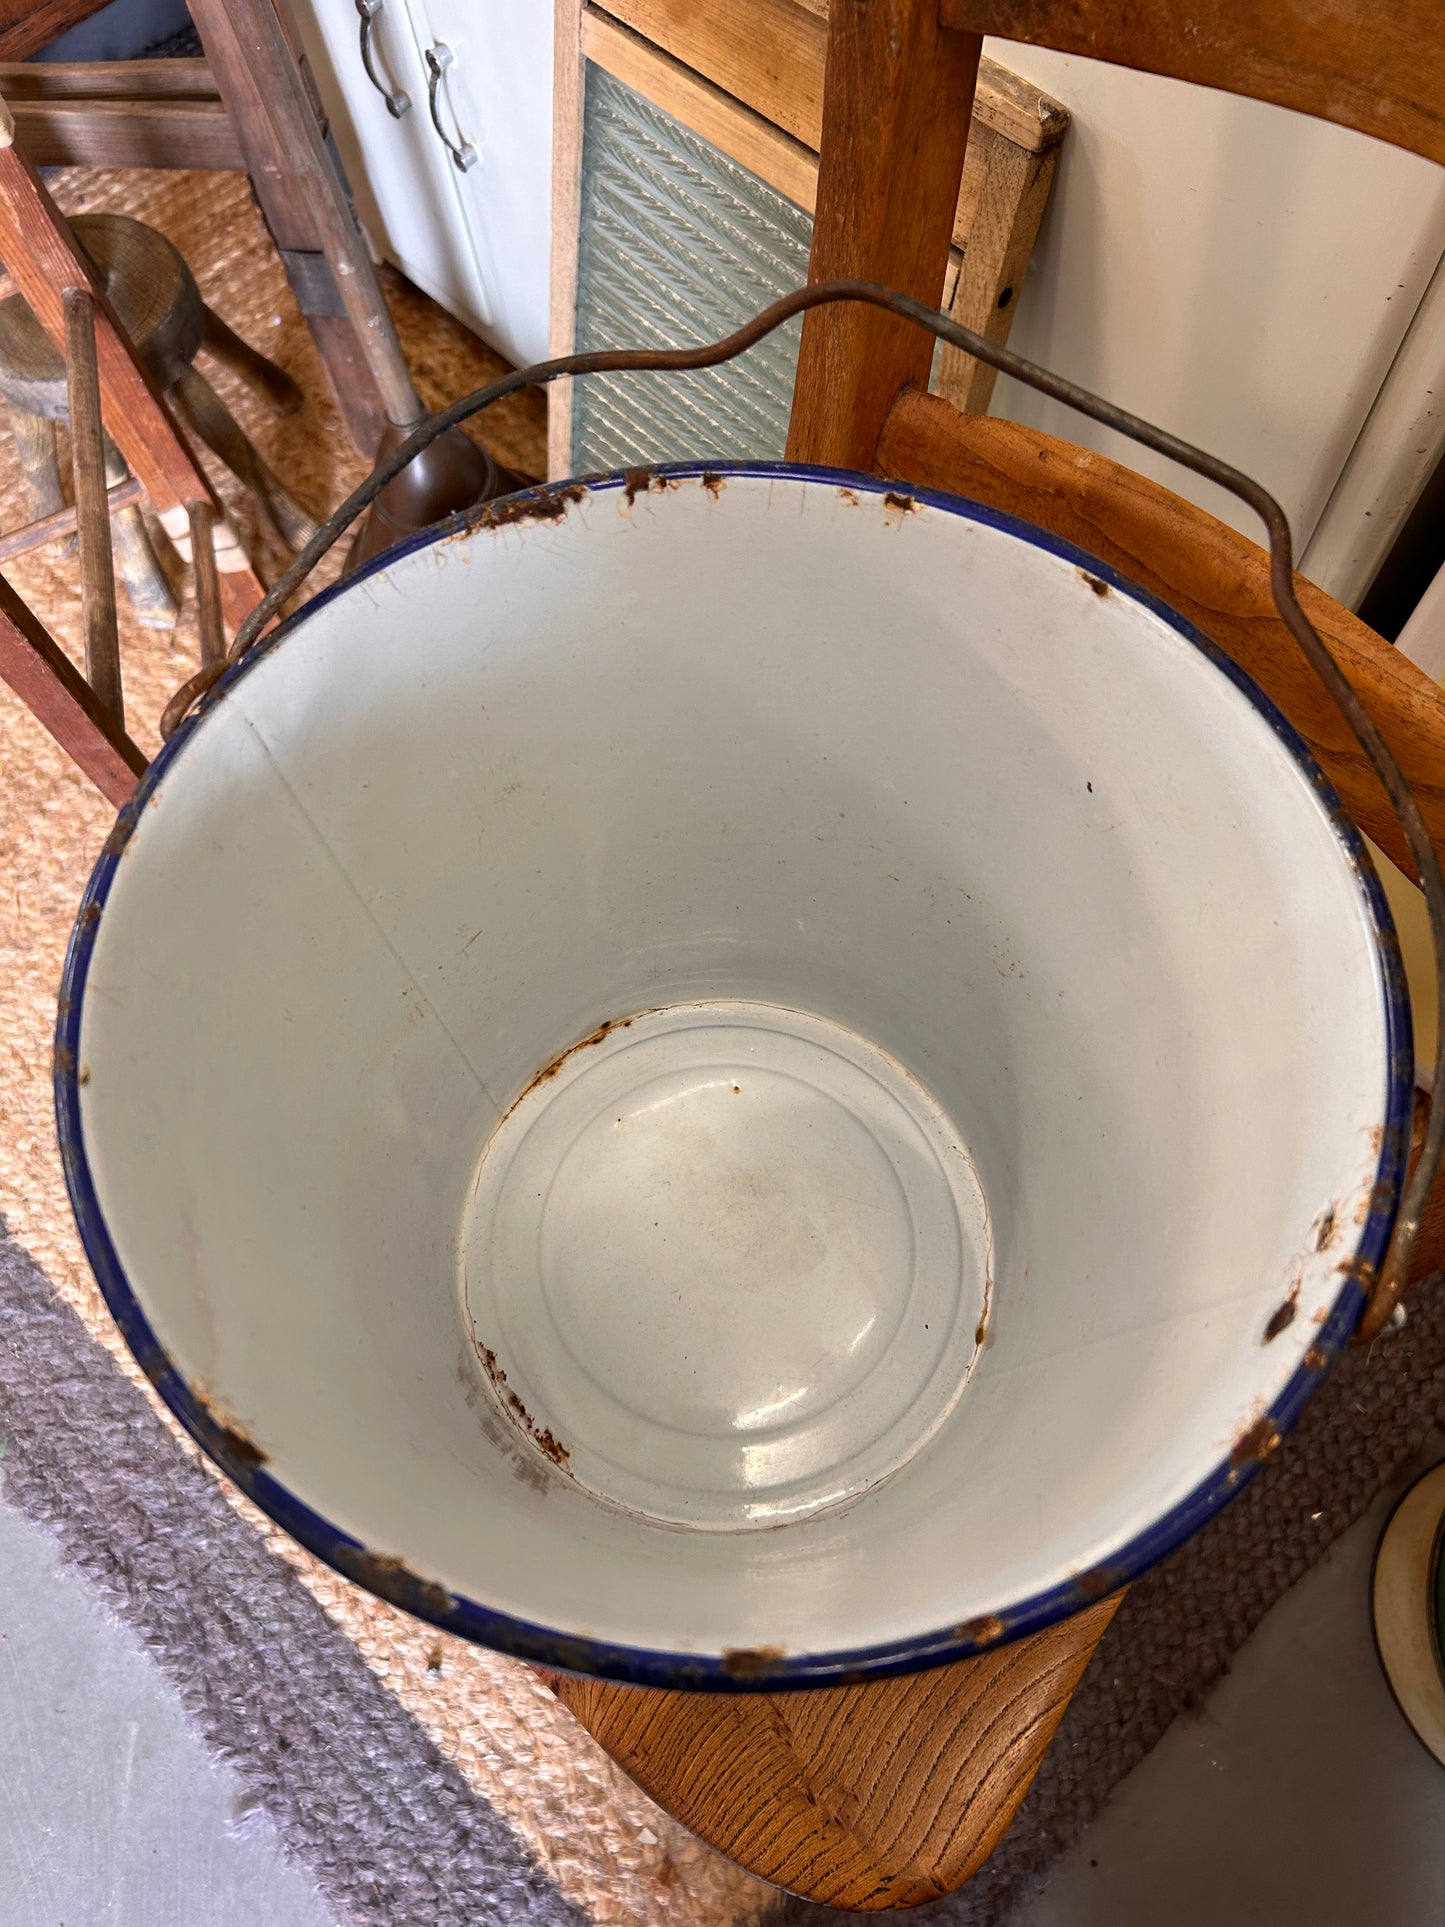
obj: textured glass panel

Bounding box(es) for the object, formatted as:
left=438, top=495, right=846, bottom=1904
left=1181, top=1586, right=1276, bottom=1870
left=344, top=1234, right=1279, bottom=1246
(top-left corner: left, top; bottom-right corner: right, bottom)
left=572, top=65, right=812, bottom=473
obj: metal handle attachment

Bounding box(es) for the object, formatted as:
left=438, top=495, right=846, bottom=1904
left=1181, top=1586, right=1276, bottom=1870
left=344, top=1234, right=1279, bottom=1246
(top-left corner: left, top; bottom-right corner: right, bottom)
left=425, top=42, right=477, bottom=171
left=355, top=0, right=409, bottom=118
left=160, top=281, right=1445, bottom=1346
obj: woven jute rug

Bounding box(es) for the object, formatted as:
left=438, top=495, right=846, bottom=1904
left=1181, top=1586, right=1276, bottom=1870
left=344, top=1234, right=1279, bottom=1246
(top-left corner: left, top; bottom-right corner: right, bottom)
left=3, top=164, right=1445, bottom=1927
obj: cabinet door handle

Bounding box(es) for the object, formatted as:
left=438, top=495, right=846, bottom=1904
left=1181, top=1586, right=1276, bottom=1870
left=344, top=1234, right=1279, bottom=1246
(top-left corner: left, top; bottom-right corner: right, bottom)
left=355, top=0, right=410, bottom=118
left=424, top=42, right=478, bottom=172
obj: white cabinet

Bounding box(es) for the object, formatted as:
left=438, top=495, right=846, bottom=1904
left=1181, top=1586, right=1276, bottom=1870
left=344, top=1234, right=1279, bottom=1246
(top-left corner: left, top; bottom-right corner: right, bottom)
left=286, top=0, right=552, bottom=371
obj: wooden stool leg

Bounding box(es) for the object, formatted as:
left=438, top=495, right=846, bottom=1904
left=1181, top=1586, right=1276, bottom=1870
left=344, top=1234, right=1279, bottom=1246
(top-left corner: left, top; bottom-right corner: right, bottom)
left=9, top=404, right=72, bottom=551
left=201, top=304, right=303, bottom=416
left=171, top=364, right=319, bottom=552
left=103, top=435, right=176, bottom=632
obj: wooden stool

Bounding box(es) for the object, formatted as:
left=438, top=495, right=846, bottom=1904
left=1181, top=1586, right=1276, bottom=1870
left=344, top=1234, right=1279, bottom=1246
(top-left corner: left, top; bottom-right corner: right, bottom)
left=0, top=210, right=316, bottom=627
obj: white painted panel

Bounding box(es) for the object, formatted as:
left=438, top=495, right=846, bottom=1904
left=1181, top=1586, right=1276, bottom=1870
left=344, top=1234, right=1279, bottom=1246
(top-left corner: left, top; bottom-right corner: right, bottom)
left=984, top=44, right=1445, bottom=553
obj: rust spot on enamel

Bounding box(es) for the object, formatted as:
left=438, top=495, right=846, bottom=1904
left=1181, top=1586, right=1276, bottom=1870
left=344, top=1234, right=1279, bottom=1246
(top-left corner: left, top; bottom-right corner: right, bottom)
left=622, top=465, right=655, bottom=504
left=1079, top=569, right=1111, bottom=596
left=1337, top=1255, right=1377, bottom=1286
left=192, top=1383, right=269, bottom=1468
left=472, top=482, right=587, bottom=532
left=720, top=1644, right=786, bottom=1680
left=332, top=1545, right=453, bottom=1618
left=700, top=471, right=726, bottom=498
left=883, top=490, right=918, bottom=515
left=1263, top=1288, right=1298, bottom=1342
left=955, top=1613, right=1006, bottom=1646
left=1073, top=1564, right=1123, bottom=1601
left=1231, top=1415, right=1282, bottom=1467
left=475, top=1342, right=571, bottom=1470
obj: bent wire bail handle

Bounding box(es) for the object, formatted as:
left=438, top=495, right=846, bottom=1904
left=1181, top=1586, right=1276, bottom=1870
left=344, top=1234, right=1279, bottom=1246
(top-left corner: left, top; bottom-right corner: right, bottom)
left=161, top=280, right=1445, bottom=1341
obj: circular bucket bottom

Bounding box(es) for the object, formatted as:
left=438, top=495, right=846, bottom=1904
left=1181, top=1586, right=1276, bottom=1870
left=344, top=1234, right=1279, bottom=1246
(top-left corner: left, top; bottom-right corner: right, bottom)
left=463, top=999, right=991, bottom=1528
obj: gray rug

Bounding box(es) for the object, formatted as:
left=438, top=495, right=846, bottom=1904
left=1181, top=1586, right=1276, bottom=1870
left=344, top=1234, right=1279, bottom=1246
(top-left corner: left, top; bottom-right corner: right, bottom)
left=0, top=1218, right=585, bottom=1927
left=3, top=1208, right=1443, bottom=1923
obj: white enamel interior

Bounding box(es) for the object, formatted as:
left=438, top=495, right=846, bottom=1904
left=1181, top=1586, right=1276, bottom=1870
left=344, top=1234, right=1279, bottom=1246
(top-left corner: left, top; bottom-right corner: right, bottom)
left=76, top=472, right=1394, bottom=1664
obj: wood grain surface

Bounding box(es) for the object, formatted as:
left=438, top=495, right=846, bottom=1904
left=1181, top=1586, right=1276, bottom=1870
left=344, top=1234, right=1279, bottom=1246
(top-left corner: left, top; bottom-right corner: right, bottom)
left=547, top=0, right=585, bottom=480
left=938, top=0, right=1445, bottom=167
left=786, top=0, right=980, bottom=469
left=933, top=128, right=1057, bottom=415
left=581, top=8, right=820, bottom=212
left=0, top=0, right=105, bottom=61
left=580, top=7, right=1067, bottom=255
left=0, top=572, right=144, bottom=806
left=62, top=285, right=120, bottom=722
left=554, top=1596, right=1120, bottom=1909
left=5, top=97, right=242, bottom=172
left=0, top=59, right=241, bottom=171
left=595, top=0, right=1068, bottom=157
left=187, top=0, right=408, bottom=450
left=877, top=387, right=1445, bottom=885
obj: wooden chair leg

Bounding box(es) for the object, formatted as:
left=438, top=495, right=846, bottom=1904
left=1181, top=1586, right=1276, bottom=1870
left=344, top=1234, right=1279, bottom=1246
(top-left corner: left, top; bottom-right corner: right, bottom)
left=187, top=498, right=226, bottom=669
left=8, top=403, right=71, bottom=549
left=201, top=304, right=303, bottom=415
left=103, top=435, right=176, bottom=632
left=0, top=571, right=143, bottom=804
left=63, top=285, right=121, bottom=723
left=171, top=363, right=319, bottom=552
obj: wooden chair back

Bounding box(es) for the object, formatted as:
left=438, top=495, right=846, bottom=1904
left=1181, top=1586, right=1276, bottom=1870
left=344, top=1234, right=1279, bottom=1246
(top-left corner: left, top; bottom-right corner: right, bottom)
left=940, top=0, right=1445, bottom=163
left=788, top=0, right=1445, bottom=893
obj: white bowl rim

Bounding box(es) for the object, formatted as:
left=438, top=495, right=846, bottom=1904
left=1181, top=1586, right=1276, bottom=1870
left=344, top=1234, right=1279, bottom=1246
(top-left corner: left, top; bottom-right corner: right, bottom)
left=53, top=460, right=1415, bottom=1691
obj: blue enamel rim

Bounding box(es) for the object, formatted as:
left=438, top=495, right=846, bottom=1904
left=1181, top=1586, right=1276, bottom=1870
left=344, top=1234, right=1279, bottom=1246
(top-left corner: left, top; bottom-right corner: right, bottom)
left=54, top=461, right=1414, bottom=1690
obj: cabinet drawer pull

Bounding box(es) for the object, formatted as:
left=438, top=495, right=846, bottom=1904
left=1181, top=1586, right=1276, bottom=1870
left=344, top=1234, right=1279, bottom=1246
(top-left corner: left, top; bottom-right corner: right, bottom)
left=425, top=42, right=478, bottom=172
left=355, top=0, right=410, bottom=118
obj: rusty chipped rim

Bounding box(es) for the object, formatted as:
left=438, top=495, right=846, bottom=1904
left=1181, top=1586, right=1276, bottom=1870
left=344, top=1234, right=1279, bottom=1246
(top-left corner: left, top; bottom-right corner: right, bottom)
left=54, top=462, right=1413, bottom=1690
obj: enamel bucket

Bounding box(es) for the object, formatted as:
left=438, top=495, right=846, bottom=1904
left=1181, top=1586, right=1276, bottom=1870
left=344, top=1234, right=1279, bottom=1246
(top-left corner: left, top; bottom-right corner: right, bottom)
left=57, top=465, right=1411, bottom=1687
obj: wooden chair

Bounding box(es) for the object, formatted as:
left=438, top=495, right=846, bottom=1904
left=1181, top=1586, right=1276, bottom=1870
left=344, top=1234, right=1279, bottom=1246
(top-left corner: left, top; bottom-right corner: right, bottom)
left=0, top=209, right=318, bottom=628
left=550, top=0, right=1445, bottom=1908
left=0, top=0, right=501, bottom=545
left=0, top=89, right=266, bottom=800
